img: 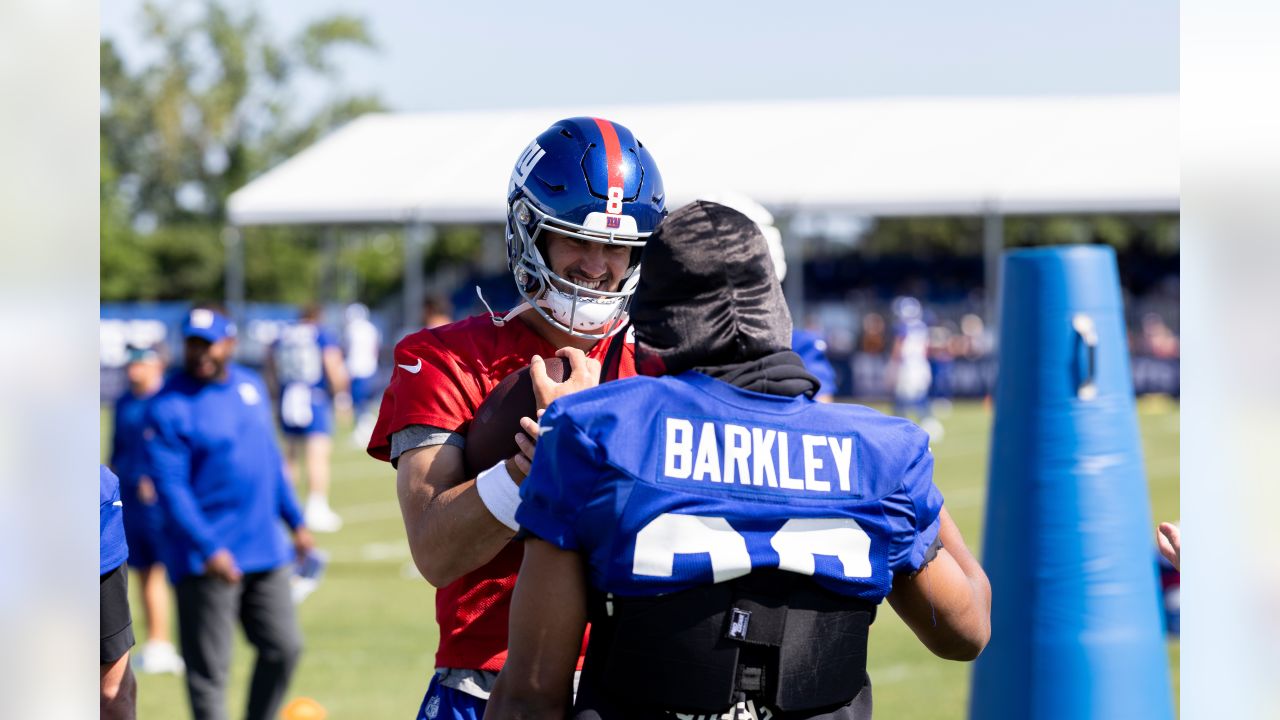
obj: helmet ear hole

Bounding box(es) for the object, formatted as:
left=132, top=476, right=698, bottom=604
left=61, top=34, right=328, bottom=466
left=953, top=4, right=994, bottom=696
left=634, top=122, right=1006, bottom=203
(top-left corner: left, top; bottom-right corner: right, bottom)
left=532, top=234, right=548, bottom=267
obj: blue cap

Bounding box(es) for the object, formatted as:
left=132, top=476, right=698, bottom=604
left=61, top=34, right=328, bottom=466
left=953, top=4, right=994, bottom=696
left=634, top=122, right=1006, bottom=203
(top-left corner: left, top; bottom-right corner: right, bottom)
left=182, top=308, right=236, bottom=343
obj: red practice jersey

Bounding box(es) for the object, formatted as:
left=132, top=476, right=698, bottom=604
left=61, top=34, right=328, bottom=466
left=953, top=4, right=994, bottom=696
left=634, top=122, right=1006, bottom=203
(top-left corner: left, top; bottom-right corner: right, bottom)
left=368, top=313, right=635, bottom=671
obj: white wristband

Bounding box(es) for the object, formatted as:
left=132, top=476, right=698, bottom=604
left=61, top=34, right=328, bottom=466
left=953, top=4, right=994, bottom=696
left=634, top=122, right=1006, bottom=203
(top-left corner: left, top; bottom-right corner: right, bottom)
left=476, top=460, right=521, bottom=532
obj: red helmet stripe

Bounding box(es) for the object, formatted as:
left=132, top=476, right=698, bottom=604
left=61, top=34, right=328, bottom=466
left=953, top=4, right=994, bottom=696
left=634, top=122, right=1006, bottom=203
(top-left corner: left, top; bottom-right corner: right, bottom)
left=593, top=118, right=625, bottom=198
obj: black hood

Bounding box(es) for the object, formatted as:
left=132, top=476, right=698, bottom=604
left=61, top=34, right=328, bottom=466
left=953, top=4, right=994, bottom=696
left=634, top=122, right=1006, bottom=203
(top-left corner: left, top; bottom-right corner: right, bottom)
left=631, top=200, right=793, bottom=376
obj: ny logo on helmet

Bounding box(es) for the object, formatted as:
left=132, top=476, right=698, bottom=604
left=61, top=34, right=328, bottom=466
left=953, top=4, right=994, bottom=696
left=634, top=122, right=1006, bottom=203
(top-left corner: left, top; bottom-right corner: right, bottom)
left=509, top=140, right=545, bottom=193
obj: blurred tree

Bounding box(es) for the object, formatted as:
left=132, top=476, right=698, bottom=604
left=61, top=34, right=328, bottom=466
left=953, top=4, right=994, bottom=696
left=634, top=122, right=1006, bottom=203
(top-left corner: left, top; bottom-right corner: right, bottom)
left=426, top=226, right=485, bottom=274
left=858, top=216, right=984, bottom=256
left=101, top=0, right=385, bottom=301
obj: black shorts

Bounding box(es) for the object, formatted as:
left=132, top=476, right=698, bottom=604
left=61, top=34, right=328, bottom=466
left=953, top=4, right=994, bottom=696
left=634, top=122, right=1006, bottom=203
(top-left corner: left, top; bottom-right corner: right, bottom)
left=100, top=563, right=135, bottom=664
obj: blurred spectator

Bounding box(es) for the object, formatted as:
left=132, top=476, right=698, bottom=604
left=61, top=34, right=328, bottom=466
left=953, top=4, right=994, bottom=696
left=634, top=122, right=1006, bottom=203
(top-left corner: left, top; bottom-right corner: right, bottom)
left=145, top=307, right=313, bottom=720
left=1141, top=312, right=1180, bottom=359
left=342, top=303, right=382, bottom=448
left=960, top=313, right=993, bottom=359
left=421, top=294, right=454, bottom=329
left=928, top=322, right=957, bottom=405
left=110, top=343, right=184, bottom=675
left=265, top=305, right=349, bottom=533
left=859, top=312, right=888, bottom=354
left=100, top=465, right=137, bottom=720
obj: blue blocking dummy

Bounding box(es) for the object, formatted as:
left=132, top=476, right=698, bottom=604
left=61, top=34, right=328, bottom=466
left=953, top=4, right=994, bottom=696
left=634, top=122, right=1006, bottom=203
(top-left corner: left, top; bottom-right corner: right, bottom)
left=968, top=246, right=1173, bottom=720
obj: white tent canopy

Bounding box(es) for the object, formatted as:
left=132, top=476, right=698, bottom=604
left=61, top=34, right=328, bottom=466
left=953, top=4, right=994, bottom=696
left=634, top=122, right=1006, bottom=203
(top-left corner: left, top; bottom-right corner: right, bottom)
left=227, top=95, right=1178, bottom=227
left=223, top=95, right=1177, bottom=327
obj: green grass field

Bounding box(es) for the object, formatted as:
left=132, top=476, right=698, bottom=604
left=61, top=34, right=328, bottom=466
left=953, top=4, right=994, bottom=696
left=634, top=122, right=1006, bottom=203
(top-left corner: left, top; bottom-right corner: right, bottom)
left=103, top=398, right=1179, bottom=719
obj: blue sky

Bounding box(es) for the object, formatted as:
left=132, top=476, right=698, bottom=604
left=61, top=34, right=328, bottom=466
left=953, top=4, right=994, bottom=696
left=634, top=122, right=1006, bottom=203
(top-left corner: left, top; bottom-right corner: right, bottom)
left=101, top=0, right=1178, bottom=112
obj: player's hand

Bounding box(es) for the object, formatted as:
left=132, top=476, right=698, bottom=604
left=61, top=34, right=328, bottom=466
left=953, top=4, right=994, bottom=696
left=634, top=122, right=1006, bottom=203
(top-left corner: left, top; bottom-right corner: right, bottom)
left=1157, top=522, right=1180, bottom=571
left=293, top=526, right=316, bottom=557
left=530, top=349, right=600, bottom=411
left=205, top=549, right=243, bottom=584
left=508, top=412, right=544, bottom=483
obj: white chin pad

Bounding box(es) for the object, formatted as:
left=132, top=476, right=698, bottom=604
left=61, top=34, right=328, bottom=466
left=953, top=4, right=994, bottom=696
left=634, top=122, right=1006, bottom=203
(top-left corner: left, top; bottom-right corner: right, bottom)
left=543, top=287, right=624, bottom=331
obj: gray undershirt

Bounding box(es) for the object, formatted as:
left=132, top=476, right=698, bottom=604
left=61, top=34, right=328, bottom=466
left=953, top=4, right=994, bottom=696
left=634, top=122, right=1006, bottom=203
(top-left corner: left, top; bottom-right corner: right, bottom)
left=389, top=424, right=465, bottom=464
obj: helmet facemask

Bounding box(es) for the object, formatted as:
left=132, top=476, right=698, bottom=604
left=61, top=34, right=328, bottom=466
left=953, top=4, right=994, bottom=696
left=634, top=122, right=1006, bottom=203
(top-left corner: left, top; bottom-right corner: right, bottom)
left=498, top=117, right=667, bottom=339
left=507, top=196, right=649, bottom=340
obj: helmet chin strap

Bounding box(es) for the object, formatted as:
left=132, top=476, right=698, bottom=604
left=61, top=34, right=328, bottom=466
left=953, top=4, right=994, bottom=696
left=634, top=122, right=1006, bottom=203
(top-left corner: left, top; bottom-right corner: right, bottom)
left=478, top=283, right=629, bottom=341
left=476, top=286, right=533, bottom=327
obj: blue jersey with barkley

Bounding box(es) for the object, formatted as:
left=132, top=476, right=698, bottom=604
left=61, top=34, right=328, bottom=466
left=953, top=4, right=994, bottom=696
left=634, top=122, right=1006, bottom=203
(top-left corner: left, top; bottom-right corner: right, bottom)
left=517, top=372, right=943, bottom=602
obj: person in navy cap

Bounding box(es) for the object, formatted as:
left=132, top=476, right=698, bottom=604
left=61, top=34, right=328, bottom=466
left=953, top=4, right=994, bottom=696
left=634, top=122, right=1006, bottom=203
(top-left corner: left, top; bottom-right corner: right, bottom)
left=110, top=342, right=184, bottom=675
left=145, top=306, right=315, bottom=720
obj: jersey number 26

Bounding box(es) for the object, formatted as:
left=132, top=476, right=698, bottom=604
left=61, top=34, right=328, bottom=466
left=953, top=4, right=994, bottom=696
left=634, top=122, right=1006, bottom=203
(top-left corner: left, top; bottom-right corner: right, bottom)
left=632, top=513, right=872, bottom=584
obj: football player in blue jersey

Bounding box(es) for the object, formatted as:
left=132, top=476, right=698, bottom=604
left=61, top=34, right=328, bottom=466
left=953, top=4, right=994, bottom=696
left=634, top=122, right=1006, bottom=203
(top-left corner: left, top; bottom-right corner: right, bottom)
left=887, top=296, right=940, bottom=436
left=488, top=202, right=991, bottom=719
left=265, top=304, right=350, bottom=532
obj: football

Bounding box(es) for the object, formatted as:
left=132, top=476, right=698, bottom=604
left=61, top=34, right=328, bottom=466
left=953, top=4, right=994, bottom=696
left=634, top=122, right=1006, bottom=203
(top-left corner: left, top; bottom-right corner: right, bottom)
left=464, top=356, right=570, bottom=476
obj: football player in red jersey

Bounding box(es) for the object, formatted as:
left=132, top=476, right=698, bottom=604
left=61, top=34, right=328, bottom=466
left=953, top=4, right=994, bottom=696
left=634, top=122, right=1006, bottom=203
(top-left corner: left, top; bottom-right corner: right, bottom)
left=367, top=117, right=667, bottom=719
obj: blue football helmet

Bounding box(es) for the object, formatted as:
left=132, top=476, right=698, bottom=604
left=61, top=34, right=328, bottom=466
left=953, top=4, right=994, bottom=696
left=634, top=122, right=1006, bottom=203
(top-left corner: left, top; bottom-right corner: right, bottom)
left=504, top=117, right=666, bottom=339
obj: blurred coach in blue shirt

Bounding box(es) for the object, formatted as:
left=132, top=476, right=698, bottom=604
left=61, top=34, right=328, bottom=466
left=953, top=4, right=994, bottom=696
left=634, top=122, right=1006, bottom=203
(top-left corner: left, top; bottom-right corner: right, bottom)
left=146, top=307, right=314, bottom=720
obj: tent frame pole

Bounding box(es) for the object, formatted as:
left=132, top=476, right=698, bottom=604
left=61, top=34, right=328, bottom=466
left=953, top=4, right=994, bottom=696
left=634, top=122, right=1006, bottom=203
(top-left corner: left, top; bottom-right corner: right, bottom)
left=403, top=222, right=432, bottom=332
left=223, top=226, right=245, bottom=325
left=983, top=209, right=1004, bottom=343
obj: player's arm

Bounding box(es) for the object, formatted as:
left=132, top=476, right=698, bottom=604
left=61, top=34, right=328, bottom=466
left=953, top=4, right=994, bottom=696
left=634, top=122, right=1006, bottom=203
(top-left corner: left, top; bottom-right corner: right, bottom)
left=262, top=346, right=279, bottom=398
left=100, top=650, right=137, bottom=720
left=322, top=344, right=350, bottom=396
left=1157, top=522, right=1180, bottom=571
left=394, top=348, right=598, bottom=587
left=485, top=538, right=587, bottom=719
left=395, top=444, right=522, bottom=587
left=268, top=430, right=315, bottom=554
left=886, top=506, right=992, bottom=661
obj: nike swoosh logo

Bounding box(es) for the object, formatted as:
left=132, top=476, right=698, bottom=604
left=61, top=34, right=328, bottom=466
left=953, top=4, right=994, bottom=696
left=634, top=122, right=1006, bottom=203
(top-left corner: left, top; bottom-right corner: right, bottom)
left=398, top=358, right=423, bottom=374
left=113, top=500, right=123, bottom=507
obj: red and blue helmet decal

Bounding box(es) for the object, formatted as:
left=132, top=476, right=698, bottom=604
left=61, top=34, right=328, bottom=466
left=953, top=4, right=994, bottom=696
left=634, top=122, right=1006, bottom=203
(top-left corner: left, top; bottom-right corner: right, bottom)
left=507, top=117, right=666, bottom=236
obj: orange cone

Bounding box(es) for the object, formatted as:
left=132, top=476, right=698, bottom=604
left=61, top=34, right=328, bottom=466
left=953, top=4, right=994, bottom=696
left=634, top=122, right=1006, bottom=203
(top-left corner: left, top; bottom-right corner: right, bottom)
left=283, top=697, right=327, bottom=720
